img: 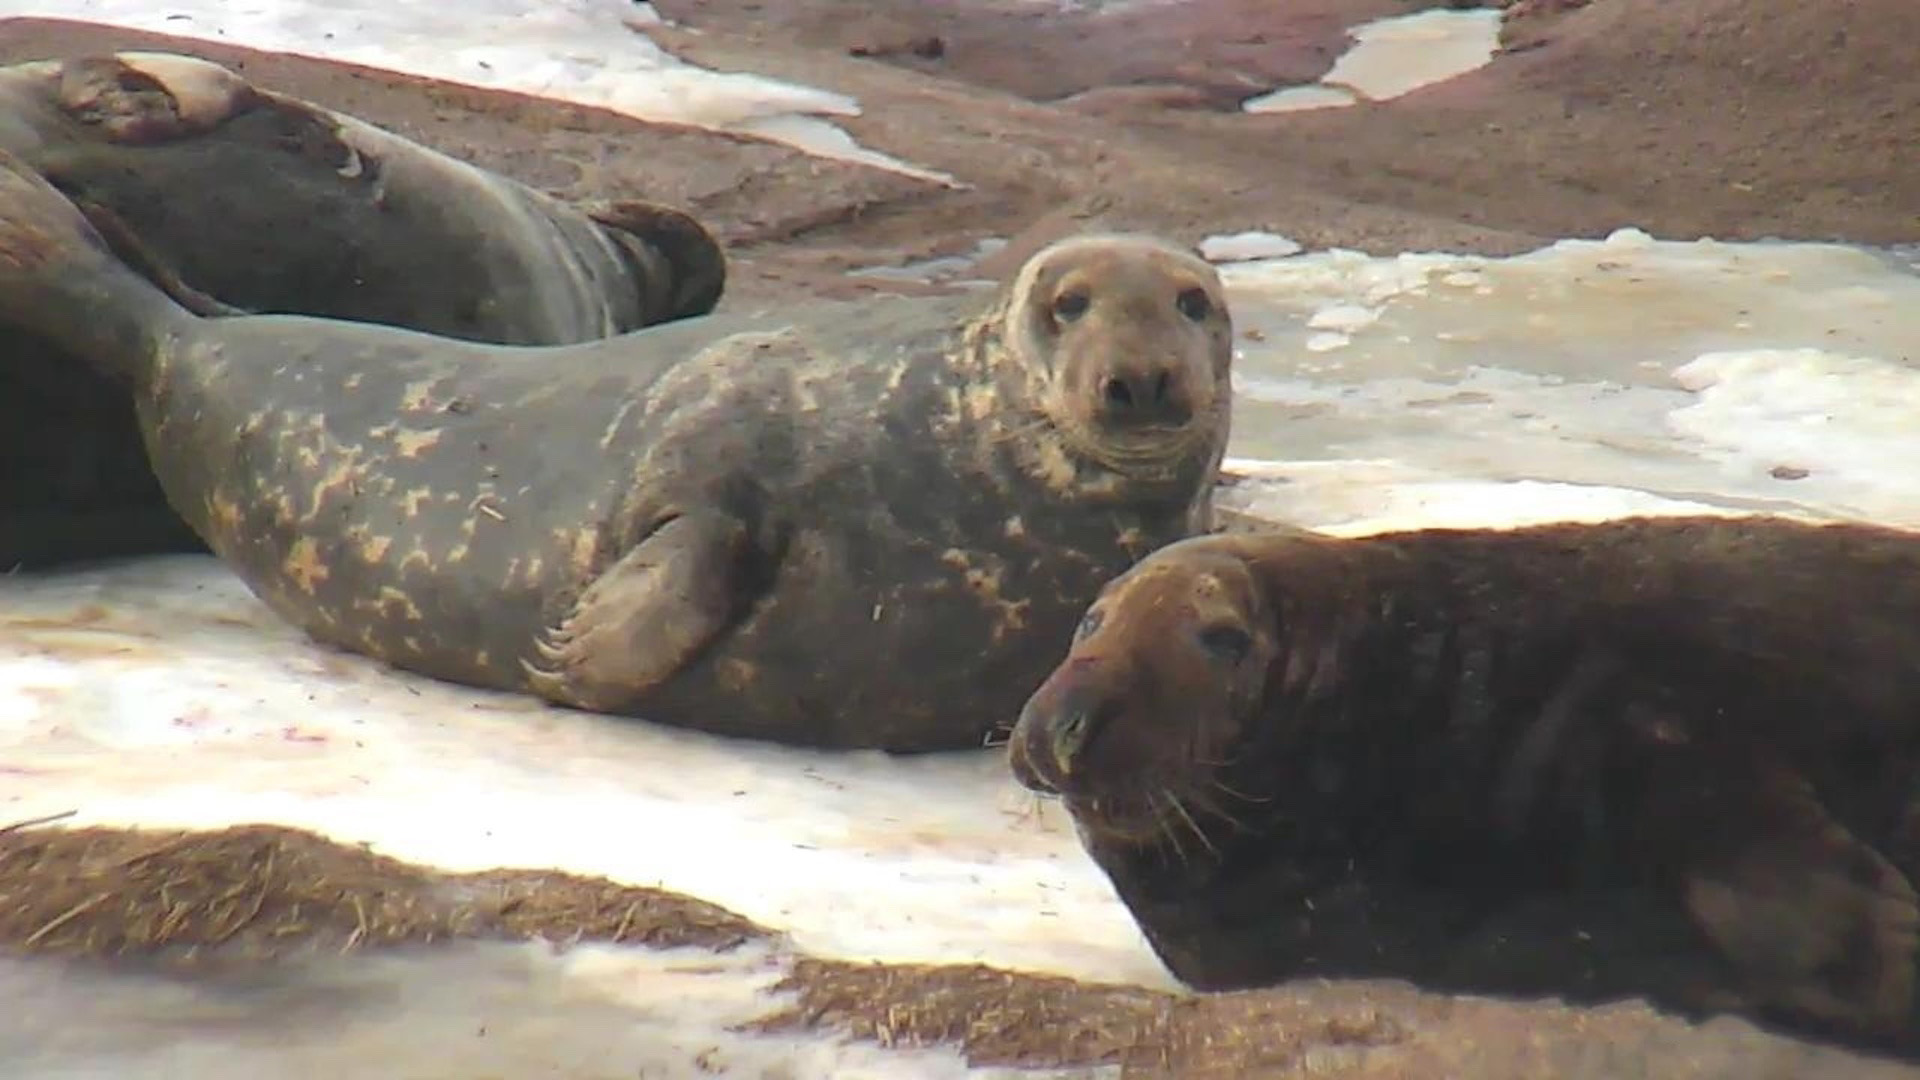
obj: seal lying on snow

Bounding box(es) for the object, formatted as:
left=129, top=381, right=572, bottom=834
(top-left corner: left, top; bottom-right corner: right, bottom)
left=0, top=151, right=1233, bottom=751
left=1010, top=515, right=1920, bottom=1049
left=0, top=51, right=725, bottom=569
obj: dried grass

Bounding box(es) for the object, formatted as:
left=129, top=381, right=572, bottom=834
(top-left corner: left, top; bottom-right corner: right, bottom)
left=0, top=820, right=767, bottom=962
left=1, top=820, right=1904, bottom=1078
left=752, top=957, right=1171, bottom=1069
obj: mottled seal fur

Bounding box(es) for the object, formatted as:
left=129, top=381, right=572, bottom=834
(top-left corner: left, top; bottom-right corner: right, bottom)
left=0, top=51, right=726, bottom=569
left=0, top=149, right=1233, bottom=751
left=1010, top=515, right=1920, bottom=1050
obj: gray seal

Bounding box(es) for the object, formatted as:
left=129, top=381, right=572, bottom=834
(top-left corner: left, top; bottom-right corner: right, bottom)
left=0, top=51, right=725, bottom=568
left=0, top=149, right=1235, bottom=752
left=1011, top=516, right=1920, bottom=1051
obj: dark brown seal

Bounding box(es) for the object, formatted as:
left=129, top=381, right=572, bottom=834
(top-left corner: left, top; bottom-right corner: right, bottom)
left=0, top=51, right=726, bottom=569
left=0, top=148, right=1233, bottom=751
left=1009, top=515, right=1920, bottom=1051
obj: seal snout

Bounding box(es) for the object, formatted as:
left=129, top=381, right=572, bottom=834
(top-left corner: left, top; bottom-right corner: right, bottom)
left=1009, top=658, right=1126, bottom=797
left=1097, top=362, right=1191, bottom=429
left=1045, top=683, right=1123, bottom=777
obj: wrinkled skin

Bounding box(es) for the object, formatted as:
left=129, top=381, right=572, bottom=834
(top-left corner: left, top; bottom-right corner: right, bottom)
left=1012, top=517, right=1920, bottom=1057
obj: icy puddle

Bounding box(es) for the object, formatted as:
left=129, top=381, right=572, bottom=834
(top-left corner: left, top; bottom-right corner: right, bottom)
left=2, top=232, right=1917, bottom=1075
left=0, top=942, right=1100, bottom=1080
left=4, top=0, right=956, bottom=184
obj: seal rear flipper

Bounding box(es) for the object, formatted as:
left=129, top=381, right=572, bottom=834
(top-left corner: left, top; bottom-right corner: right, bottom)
left=0, top=148, right=192, bottom=390
left=1647, top=746, right=1920, bottom=1038
left=522, top=509, right=760, bottom=714
left=585, top=200, right=728, bottom=324
left=55, top=52, right=258, bottom=145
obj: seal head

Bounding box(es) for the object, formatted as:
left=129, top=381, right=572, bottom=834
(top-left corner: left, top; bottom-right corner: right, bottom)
left=1011, top=534, right=1283, bottom=844
left=986, top=233, right=1232, bottom=501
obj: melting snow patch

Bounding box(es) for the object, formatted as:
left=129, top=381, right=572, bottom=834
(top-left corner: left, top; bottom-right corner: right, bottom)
left=1216, top=231, right=1920, bottom=532
left=1200, top=231, right=1305, bottom=263
left=24, top=0, right=956, bottom=184
left=0, top=556, right=1167, bottom=990
left=1244, top=5, right=1505, bottom=113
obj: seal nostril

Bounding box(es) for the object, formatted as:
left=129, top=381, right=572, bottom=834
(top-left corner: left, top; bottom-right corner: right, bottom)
left=1053, top=692, right=1119, bottom=769
left=1102, top=371, right=1183, bottom=424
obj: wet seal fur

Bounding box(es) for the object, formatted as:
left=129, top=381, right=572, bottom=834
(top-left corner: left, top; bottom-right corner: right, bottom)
left=1010, top=516, right=1920, bottom=1053
left=0, top=51, right=725, bottom=569
left=0, top=148, right=1233, bottom=751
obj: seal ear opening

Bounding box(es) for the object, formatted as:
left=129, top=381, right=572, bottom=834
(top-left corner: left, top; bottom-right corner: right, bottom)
left=585, top=200, right=727, bottom=323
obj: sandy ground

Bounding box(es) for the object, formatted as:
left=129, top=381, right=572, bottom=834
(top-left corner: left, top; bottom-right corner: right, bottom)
left=3, top=0, right=1913, bottom=310
left=3, top=0, right=1919, bottom=1075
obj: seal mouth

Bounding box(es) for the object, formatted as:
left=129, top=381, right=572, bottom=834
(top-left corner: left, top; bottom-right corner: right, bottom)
left=1065, top=416, right=1214, bottom=480
left=1067, top=788, right=1227, bottom=852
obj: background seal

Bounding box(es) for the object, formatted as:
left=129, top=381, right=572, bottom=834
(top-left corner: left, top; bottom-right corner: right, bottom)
left=0, top=51, right=726, bottom=568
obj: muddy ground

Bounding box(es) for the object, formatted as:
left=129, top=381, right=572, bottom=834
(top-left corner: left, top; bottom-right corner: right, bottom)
left=3, top=0, right=1913, bottom=311
left=2, top=0, right=1918, bottom=1075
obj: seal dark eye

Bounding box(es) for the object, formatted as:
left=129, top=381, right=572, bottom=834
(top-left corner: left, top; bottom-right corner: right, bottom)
left=1176, top=287, right=1212, bottom=323
left=1075, top=608, right=1105, bottom=641
left=1196, top=623, right=1252, bottom=664
left=1052, top=290, right=1090, bottom=323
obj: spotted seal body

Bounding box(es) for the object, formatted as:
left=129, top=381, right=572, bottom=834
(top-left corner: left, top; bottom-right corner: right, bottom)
left=1010, top=516, right=1920, bottom=1049
left=0, top=51, right=725, bottom=569
left=0, top=151, right=1233, bottom=751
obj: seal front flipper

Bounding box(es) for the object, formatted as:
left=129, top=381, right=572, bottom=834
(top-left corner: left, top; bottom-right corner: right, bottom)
left=523, top=509, right=761, bottom=714
left=1645, top=746, right=1920, bottom=1036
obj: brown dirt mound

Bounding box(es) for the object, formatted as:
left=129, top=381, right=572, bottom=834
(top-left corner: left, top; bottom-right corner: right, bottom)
left=649, top=0, right=1411, bottom=110
left=1153, top=0, right=1920, bottom=247
left=3, top=0, right=1915, bottom=310
left=9, top=0, right=1909, bottom=315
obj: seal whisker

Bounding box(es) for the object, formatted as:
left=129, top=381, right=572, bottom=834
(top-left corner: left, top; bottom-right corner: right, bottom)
left=1189, top=786, right=1258, bottom=838
left=987, top=414, right=1057, bottom=446
left=1206, top=775, right=1273, bottom=806
left=1166, top=791, right=1220, bottom=858
left=1145, top=791, right=1193, bottom=866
